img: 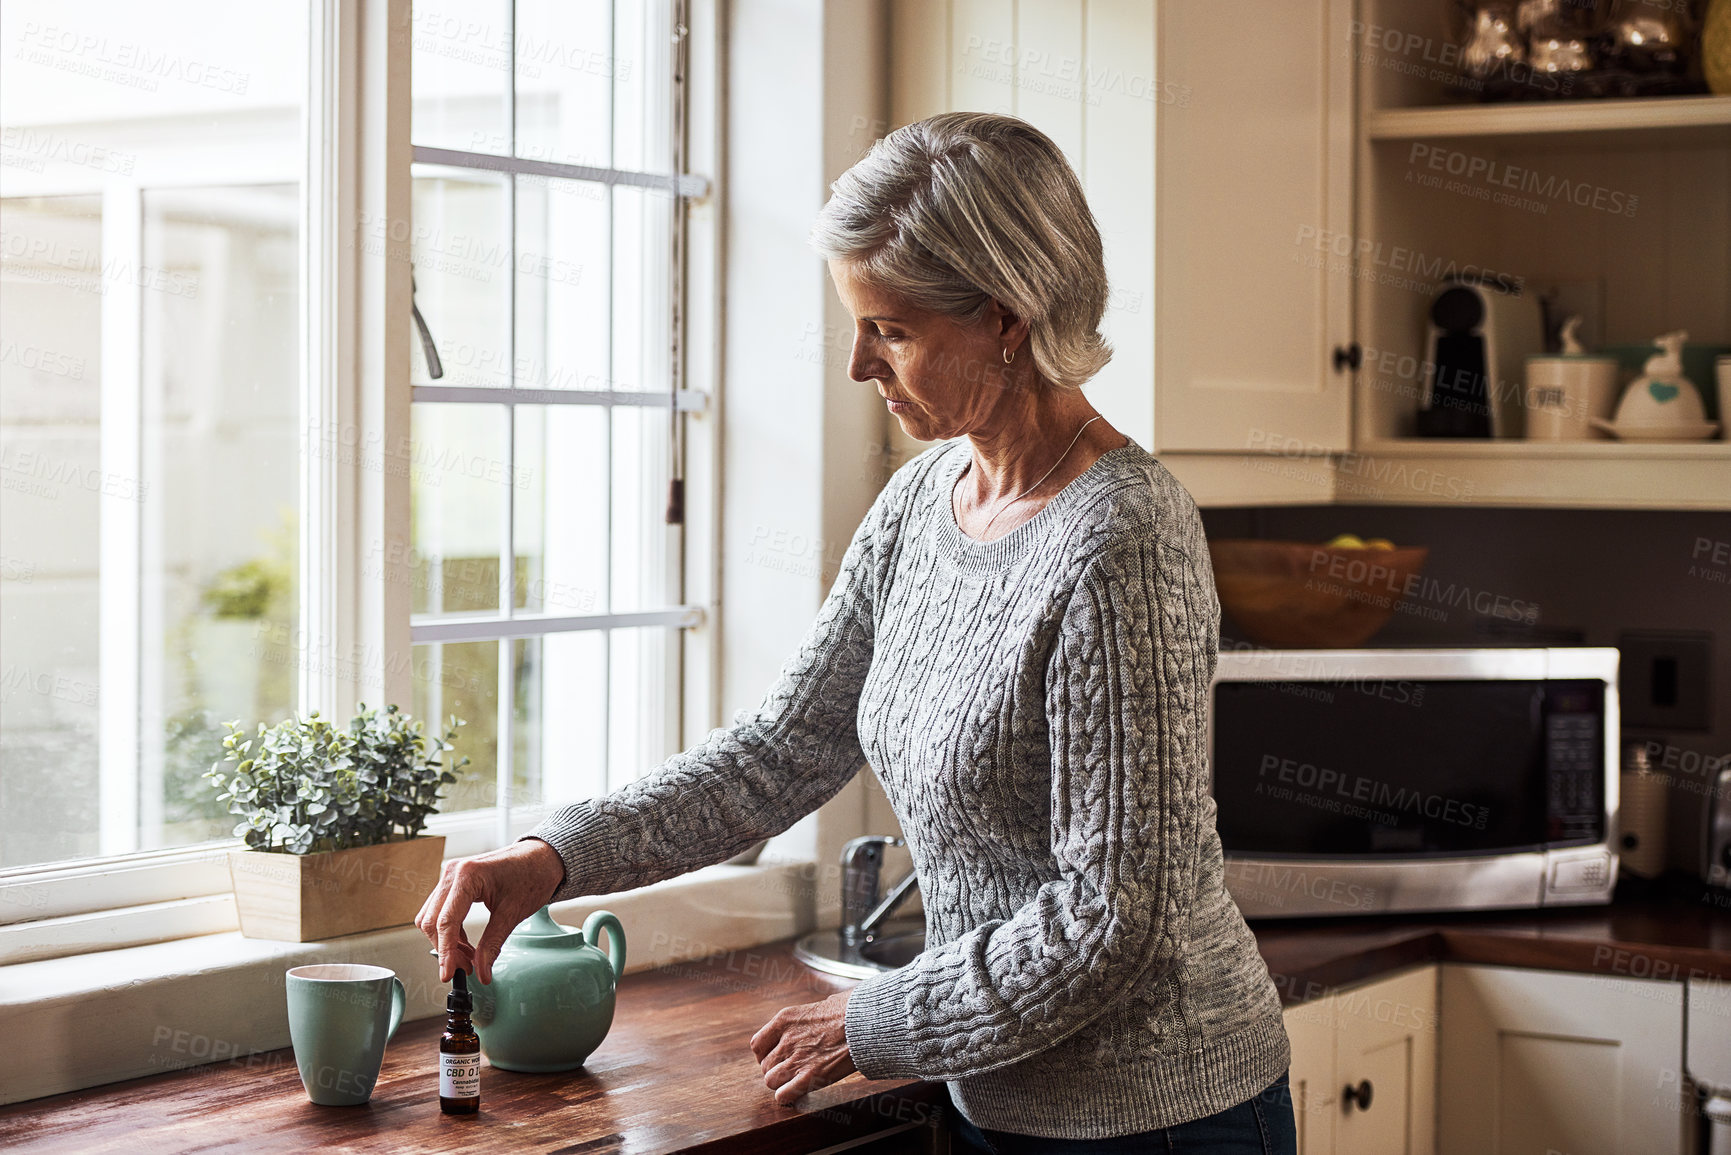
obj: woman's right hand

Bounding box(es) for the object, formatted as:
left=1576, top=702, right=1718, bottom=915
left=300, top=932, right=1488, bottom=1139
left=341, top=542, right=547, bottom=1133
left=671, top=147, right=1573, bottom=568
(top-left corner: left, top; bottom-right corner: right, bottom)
left=415, top=838, right=567, bottom=984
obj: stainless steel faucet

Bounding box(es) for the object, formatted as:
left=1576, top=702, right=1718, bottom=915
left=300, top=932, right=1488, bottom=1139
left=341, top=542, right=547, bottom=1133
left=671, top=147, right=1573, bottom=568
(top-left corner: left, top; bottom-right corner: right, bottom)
left=839, top=835, right=920, bottom=947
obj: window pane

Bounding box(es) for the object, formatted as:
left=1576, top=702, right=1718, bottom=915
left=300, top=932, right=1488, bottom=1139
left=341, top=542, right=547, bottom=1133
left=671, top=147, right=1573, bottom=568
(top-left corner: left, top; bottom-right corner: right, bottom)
left=513, top=405, right=606, bottom=615
left=610, top=185, right=674, bottom=394
left=509, top=638, right=542, bottom=808
left=412, top=0, right=512, bottom=155
left=607, top=626, right=674, bottom=792
left=140, top=184, right=300, bottom=851
left=411, top=640, right=498, bottom=813
left=610, top=406, right=670, bottom=614
left=609, top=0, right=674, bottom=175
left=1, top=0, right=307, bottom=868
left=0, top=2, right=304, bottom=128
left=411, top=169, right=511, bottom=387
left=514, top=0, right=613, bottom=167
left=411, top=402, right=508, bottom=616
left=510, top=629, right=671, bottom=806
left=0, top=196, right=103, bottom=869
left=510, top=632, right=605, bottom=809
left=515, top=176, right=611, bottom=392
left=406, top=0, right=687, bottom=849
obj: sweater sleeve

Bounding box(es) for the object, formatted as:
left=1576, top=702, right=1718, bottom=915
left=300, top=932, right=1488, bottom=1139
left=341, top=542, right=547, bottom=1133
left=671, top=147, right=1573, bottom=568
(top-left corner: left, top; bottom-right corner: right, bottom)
left=521, top=486, right=892, bottom=903
left=843, top=533, right=1218, bottom=1080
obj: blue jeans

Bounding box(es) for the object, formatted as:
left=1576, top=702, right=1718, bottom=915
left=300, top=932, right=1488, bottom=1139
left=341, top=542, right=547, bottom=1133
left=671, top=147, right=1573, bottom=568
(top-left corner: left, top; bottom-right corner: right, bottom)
left=949, top=1072, right=1296, bottom=1154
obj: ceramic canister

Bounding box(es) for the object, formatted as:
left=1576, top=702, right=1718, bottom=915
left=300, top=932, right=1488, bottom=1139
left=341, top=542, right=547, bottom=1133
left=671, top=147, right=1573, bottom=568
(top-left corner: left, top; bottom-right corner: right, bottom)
left=1619, top=751, right=1668, bottom=879
left=1524, top=355, right=1620, bottom=440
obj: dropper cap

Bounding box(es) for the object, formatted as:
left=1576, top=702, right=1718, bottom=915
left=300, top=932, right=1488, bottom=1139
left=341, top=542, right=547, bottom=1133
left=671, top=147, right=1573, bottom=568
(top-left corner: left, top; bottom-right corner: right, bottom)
left=447, top=967, right=472, bottom=1013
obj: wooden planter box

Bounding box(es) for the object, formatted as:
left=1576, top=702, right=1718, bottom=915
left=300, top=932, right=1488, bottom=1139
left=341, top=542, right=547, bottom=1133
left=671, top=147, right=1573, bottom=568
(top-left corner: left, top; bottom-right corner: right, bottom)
left=227, top=836, right=446, bottom=942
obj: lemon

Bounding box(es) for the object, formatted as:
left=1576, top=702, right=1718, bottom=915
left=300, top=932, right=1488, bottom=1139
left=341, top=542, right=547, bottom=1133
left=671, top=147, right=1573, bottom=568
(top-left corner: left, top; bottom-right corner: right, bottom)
left=1365, top=538, right=1396, bottom=551
left=1325, top=534, right=1366, bottom=549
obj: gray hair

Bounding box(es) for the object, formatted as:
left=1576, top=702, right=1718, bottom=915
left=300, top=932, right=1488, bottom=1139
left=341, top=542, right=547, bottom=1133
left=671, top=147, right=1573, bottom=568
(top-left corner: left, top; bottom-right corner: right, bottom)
left=810, top=112, right=1112, bottom=391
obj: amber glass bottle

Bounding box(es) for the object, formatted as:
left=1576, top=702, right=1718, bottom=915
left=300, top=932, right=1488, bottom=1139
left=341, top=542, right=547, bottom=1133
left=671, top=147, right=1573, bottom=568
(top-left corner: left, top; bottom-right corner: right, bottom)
left=439, top=969, right=481, bottom=1115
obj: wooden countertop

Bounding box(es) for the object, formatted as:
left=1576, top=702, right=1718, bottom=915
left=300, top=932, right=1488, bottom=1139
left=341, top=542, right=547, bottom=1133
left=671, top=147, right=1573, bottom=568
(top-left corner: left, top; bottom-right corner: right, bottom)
left=4, top=885, right=1727, bottom=1153
left=1255, top=886, right=1731, bottom=1004
left=0, top=940, right=947, bottom=1155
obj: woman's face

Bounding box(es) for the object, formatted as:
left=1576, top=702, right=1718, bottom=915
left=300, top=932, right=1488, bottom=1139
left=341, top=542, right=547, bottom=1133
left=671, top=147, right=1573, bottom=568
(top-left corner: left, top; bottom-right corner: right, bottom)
left=827, top=259, right=1025, bottom=442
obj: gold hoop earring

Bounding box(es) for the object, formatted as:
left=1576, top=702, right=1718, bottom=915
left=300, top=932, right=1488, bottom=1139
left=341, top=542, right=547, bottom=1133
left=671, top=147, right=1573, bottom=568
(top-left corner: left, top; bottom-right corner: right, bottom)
left=1002, top=347, right=1015, bottom=365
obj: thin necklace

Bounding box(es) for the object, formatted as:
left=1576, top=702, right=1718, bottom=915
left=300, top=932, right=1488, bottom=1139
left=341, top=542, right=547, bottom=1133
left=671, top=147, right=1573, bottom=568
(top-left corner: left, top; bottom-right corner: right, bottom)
left=958, top=414, right=1104, bottom=543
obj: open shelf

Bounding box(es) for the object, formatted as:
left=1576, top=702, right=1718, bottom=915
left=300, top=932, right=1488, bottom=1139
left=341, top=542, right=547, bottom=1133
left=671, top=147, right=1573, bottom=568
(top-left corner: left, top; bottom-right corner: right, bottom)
left=1335, top=441, right=1731, bottom=509
left=1353, top=75, right=1731, bottom=513
left=1166, top=442, right=1731, bottom=511
left=1354, top=438, right=1731, bottom=459
left=1366, top=94, right=1731, bottom=147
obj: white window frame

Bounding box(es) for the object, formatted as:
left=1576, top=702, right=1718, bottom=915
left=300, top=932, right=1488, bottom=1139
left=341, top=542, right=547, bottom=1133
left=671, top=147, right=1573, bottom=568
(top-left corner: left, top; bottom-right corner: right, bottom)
left=404, top=0, right=712, bottom=852
left=0, top=0, right=732, bottom=965
left=0, top=0, right=354, bottom=950
left=0, top=36, right=320, bottom=923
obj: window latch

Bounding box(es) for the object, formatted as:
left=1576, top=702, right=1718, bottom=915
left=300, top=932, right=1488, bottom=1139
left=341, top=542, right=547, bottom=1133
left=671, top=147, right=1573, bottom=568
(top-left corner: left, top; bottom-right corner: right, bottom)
left=410, top=267, right=444, bottom=380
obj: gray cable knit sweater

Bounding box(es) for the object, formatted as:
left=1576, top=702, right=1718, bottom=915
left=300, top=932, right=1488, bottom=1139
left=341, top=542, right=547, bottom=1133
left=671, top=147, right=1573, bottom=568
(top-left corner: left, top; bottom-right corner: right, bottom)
left=526, top=438, right=1290, bottom=1139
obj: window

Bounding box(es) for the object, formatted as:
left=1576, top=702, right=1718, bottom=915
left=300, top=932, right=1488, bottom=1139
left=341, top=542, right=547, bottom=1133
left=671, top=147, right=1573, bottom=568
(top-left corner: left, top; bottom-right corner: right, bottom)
left=0, top=0, right=713, bottom=944
left=1, top=1, right=308, bottom=868
left=406, top=0, right=707, bottom=853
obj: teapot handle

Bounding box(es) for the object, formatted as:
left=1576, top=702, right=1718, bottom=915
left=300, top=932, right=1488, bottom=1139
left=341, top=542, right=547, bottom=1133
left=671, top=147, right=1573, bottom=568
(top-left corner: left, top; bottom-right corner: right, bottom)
left=583, top=910, right=627, bottom=979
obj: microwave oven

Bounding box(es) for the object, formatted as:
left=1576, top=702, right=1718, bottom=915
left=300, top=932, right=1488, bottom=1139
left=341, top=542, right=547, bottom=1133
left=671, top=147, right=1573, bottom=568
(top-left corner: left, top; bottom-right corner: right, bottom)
left=1208, top=647, right=1619, bottom=918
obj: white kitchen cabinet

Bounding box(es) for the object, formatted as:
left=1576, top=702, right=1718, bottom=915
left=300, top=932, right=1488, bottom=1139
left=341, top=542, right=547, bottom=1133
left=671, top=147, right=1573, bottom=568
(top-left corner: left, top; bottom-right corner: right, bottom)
left=1286, top=994, right=1340, bottom=1155
left=884, top=0, right=1350, bottom=467
left=1438, top=963, right=1685, bottom=1155
left=1283, top=965, right=1439, bottom=1155
left=883, top=4, right=1731, bottom=508
left=1333, top=966, right=1438, bottom=1155
left=1287, top=997, right=1336, bottom=1155
left=1153, top=0, right=1357, bottom=454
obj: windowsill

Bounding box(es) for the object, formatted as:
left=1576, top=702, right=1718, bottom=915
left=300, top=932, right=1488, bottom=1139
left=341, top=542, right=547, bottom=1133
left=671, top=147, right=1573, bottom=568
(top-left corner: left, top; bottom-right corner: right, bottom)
left=0, top=858, right=823, bottom=1106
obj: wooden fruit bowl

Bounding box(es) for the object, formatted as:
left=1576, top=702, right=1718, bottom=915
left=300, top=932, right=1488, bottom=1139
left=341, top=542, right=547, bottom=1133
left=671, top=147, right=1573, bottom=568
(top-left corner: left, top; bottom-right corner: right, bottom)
left=1206, top=539, right=1430, bottom=649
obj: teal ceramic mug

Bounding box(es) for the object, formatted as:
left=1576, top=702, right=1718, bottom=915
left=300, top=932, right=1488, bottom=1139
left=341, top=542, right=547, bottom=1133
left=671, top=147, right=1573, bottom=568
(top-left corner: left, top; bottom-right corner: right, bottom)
left=285, top=964, right=406, bottom=1106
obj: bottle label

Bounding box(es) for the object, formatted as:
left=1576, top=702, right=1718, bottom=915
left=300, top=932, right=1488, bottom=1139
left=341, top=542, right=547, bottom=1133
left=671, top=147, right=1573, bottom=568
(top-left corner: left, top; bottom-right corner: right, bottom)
left=440, top=1050, right=481, bottom=1099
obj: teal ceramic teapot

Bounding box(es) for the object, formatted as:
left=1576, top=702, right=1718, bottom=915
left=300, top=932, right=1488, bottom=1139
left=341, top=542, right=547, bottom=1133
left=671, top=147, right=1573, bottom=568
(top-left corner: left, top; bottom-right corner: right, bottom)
left=472, top=907, right=626, bottom=1072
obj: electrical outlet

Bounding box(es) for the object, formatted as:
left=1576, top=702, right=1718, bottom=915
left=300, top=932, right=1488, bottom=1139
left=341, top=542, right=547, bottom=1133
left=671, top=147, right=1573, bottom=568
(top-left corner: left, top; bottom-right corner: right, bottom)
left=1619, top=630, right=1713, bottom=732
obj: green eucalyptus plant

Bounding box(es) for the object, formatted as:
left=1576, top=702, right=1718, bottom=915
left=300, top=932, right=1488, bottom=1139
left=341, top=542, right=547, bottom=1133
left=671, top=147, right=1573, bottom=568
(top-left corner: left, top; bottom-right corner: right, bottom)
left=204, top=704, right=470, bottom=855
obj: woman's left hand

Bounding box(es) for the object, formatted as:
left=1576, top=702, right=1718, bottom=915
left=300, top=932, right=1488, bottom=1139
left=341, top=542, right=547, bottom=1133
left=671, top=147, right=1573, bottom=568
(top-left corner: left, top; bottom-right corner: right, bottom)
left=750, top=989, right=858, bottom=1105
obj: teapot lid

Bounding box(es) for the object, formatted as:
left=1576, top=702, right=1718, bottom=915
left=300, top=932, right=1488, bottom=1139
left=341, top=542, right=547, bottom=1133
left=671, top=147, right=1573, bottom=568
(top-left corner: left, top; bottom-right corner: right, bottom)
left=509, top=906, right=588, bottom=946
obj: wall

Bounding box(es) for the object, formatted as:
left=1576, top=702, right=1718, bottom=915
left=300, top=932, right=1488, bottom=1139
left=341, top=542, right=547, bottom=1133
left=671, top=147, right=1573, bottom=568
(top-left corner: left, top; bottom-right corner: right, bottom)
left=884, top=0, right=1159, bottom=461
left=721, top=0, right=913, bottom=913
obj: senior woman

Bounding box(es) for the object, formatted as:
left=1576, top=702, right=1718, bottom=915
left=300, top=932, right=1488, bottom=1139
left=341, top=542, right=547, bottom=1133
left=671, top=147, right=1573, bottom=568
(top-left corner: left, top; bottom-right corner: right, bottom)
left=418, top=111, right=1294, bottom=1152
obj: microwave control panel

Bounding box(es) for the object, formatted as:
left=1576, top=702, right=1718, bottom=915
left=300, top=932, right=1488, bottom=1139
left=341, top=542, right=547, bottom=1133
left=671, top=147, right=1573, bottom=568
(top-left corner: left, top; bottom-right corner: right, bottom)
left=1548, top=848, right=1613, bottom=894
left=1545, top=686, right=1604, bottom=845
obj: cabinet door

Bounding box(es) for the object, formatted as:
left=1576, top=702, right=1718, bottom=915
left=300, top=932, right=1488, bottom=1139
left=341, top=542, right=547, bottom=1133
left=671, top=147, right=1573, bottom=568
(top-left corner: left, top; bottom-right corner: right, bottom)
left=1335, top=966, right=1438, bottom=1155
left=1154, top=0, right=1356, bottom=452
left=1439, top=964, right=1684, bottom=1155
left=1284, top=996, right=1338, bottom=1155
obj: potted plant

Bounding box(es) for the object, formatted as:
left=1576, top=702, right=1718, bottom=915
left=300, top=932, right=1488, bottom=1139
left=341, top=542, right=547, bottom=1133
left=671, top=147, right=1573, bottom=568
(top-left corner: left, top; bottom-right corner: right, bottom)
left=205, top=704, right=469, bottom=942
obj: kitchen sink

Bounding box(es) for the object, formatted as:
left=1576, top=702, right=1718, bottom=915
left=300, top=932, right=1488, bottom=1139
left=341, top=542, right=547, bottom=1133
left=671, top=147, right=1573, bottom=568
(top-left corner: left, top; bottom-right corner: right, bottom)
left=793, top=917, right=926, bottom=979
left=796, top=835, right=926, bottom=978
left=860, top=925, right=925, bottom=969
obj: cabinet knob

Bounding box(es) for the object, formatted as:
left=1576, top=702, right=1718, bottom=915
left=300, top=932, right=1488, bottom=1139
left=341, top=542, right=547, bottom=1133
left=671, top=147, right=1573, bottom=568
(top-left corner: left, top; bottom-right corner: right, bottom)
left=1342, top=1079, right=1374, bottom=1111
left=1332, top=343, right=1362, bottom=372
